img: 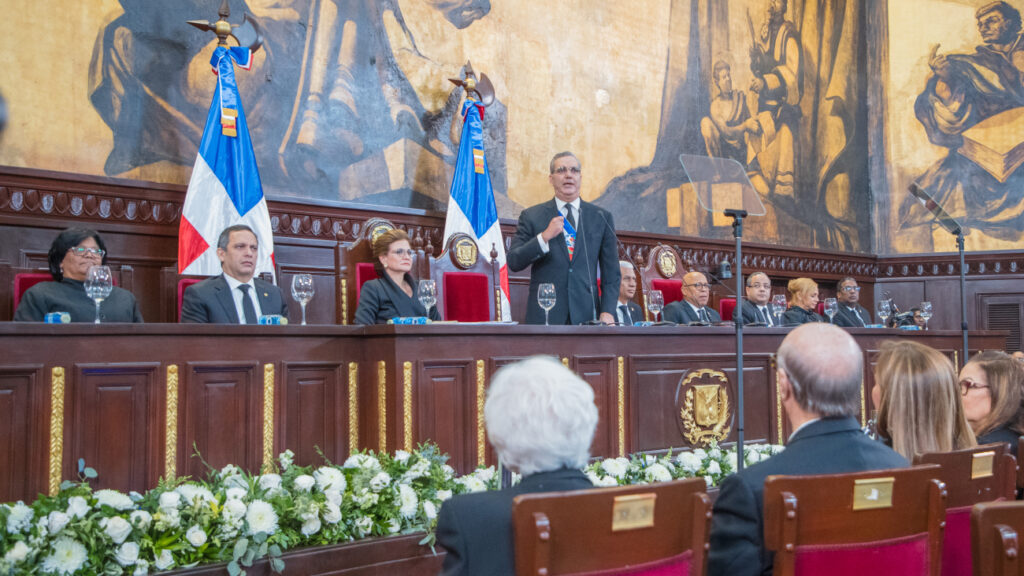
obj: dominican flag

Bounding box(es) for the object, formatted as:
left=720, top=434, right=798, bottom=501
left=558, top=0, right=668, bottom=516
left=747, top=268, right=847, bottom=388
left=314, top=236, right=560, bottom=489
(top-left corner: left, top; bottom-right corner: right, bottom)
left=178, top=45, right=275, bottom=279
left=442, top=100, right=511, bottom=320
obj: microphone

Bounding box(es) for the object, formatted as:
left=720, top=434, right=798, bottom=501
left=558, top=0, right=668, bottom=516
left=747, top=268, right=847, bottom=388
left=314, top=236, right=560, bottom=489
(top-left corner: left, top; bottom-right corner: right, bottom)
left=576, top=203, right=599, bottom=324
left=719, top=259, right=732, bottom=279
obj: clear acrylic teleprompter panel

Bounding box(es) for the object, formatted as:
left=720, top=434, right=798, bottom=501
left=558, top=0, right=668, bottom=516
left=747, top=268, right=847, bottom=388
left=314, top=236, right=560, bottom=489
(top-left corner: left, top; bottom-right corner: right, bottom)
left=679, top=154, right=766, bottom=217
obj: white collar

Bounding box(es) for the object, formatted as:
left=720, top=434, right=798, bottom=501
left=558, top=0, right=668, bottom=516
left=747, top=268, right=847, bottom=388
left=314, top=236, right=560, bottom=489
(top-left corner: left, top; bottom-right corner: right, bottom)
left=223, top=273, right=255, bottom=292
left=555, top=198, right=581, bottom=214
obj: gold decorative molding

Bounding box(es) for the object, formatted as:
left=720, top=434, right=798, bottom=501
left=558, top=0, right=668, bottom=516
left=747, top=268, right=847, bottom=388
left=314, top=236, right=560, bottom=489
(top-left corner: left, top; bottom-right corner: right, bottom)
left=262, top=364, right=275, bottom=473
left=48, top=366, right=66, bottom=496
left=494, top=288, right=502, bottom=321
left=378, top=361, right=387, bottom=453
left=953, top=350, right=959, bottom=370
left=860, top=377, right=866, bottom=427
left=348, top=362, right=359, bottom=451
left=476, top=360, right=486, bottom=467
left=679, top=369, right=732, bottom=446
left=165, top=365, right=179, bottom=481
left=617, top=357, right=626, bottom=457
left=772, top=355, right=783, bottom=444
left=402, top=361, right=413, bottom=452
left=341, top=278, right=348, bottom=325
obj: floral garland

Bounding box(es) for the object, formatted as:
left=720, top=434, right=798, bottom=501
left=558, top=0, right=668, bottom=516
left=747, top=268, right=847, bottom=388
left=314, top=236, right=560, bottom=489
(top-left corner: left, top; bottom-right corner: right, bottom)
left=0, top=442, right=782, bottom=575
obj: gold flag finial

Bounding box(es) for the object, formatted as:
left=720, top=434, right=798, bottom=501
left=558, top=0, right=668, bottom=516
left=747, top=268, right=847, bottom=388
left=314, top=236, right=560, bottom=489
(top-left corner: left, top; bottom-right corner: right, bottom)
left=187, top=0, right=263, bottom=52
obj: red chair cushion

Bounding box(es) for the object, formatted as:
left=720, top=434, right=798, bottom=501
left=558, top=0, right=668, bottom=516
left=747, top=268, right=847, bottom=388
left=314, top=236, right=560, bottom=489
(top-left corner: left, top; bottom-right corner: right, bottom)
left=816, top=301, right=825, bottom=315
left=651, top=279, right=684, bottom=305
left=13, top=273, right=52, bottom=311
left=443, top=272, right=490, bottom=322
left=177, top=278, right=202, bottom=322
left=562, top=550, right=692, bottom=576
left=719, top=298, right=737, bottom=321
left=792, top=533, right=930, bottom=576
left=941, top=506, right=972, bottom=576
left=355, top=263, right=378, bottom=299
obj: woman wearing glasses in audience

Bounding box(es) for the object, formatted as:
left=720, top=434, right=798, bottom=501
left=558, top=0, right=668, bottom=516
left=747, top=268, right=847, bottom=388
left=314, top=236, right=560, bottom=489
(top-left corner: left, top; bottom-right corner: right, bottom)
left=13, top=228, right=143, bottom=322
left=872, top=340, right=976, bottom=460
left=780, top=277, right=824, bottom=326
left=354, top=228, right=441, bottom=325
left=959, top=351, right=1024, bottom=456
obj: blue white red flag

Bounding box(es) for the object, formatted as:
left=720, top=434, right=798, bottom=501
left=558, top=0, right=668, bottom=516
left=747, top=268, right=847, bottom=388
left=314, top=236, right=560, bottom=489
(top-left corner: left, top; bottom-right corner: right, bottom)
left=178, top=46, right=275, bottom=279
left=442, top=100, right=511, bottom=320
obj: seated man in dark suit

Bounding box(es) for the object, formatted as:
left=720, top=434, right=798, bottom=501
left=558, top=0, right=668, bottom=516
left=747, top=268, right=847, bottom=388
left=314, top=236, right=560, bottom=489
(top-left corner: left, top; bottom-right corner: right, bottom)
left=615, top=260, right=643, bottom=325
left=663, top=270, right=721, bottom=325
left=831, top=276, right=871, bottom=328
left=181, top=225, right=289, bottom=323
left=708, top=323, right=908, bottom=576
left=436, top=356, right=598, bottom=575
left=739, top=271, right=777, bottom=326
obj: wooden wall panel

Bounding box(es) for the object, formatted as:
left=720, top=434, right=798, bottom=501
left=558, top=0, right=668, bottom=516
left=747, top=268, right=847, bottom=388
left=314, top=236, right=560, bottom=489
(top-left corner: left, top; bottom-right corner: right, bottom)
left=575, top=356, right=618, bottom=459
left=0, top=366, right=44, bottom=502
left=414, top=360, right=475, bottom=474
left=632, top=358, right=689, bottom=454
left=280, top=362, right=347, bottom=467
left=182, top=363, right=262, bottom=479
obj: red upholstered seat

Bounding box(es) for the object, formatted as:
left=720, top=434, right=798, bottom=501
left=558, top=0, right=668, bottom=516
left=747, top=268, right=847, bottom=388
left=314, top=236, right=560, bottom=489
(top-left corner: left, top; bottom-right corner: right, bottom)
left=792, top=534, right=930, bottom=575
left=430, top=233, right=498, bottom=322
left=816, top=300, right=825, bottom=316
left=355, top=263, right=378, bottom=300
left=177, top=277, right=202, bottom=322
left=442, top=272, right=490, bottom=322
left=13, top=272, right=52, bottom=311
left=651, top=278, right=683, bottom=305
left=719, top=298, right=736, bottom=321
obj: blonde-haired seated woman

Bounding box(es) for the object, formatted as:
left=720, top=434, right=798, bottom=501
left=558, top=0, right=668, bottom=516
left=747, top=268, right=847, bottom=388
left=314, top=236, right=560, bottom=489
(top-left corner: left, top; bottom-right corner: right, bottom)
left=959, top=350, right=1024, bottom=456
left=354, top=229, right=441, bottom=325
left=872, top=340, right=976, bottom=460
left=780, top=277, right=824, bottom=326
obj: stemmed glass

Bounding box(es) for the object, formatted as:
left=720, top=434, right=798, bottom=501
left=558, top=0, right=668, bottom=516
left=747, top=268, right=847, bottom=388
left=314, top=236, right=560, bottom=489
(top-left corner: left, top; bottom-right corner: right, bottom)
left=84, top=265, right=113, bottom=324
left=919, top=301, right=933, bottom=330
left=648, top=290, right=664, bottom=323
left=877, top=300, right=892, bottom=327
left=538, top=283, right=556, bottom=326
left=417, top=280, right=437, bottom=318
left=824, top=298, right=838, bottom=323
left=291, top=274, right=315, bottom=325
left=771, top=294, right=787, bottom=325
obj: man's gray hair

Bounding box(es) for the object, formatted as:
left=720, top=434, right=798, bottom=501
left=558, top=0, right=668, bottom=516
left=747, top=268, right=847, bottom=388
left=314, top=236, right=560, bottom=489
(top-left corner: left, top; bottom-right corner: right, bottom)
left=484, top=356, right=598, bottom=476
left=217, top=224, right=257, bottom=251
left=776, top=323, right=863, bottom=418
left=549, top=151, right=580, bottom=174
left=619, top=260, right=635, bottom=270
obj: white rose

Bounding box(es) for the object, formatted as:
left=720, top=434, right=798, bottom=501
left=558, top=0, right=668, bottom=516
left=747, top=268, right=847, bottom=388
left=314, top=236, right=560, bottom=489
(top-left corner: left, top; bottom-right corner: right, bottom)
left=314, top=467, right=346, bottom=492
left=185, top=525, right=207, bottom=548
left=156, top=507, right=180, bottom=529
left=223, top=499, right=247, bottom=520
left=707, top=461, right=721, bottom=475
left=103, top=516, right=133, bottom=544
left=225, top=487, right=248, bottom=501
left=293, top=475, right=316, bottom=492
left=176, top=484, right=215, bottom=505
left=95, top=489, right=136, bottom=511
left=154, top=550, right=175, bottom=571
left=644, top=463, right=673, bottom=483
left=115, top=542, right=140, bottom=567
left=324, top=489, right=343, bottom=507
left=423, top=501, right=437, bottom=520
left=354, top=516, right=373, bottom=535
left=387, top=518, right=401, bottom=533
left=301, top=516, right=321, bottom=536
left=343, top=454, right=381, bottom=470
left=258, top=474, right=283, bottom=492
left=65, top=496, right=90, bottom=519
left=5, top=502, right=33, bottom=534
left=36, top=517, right=49, bottom=538
left=47, top=511, right=70, bottom=535
left=133, top=560, right=149, bottom=575
left=458, top=476, right=487, bottom=493
left=369, top=472, right=392, bottom=492
left=322, top=502, right=342, bottom=524
left=692, top=448, right=707, bottom=460
left=158, top=491, right=181, bottom=510
left=3, top=540, right=31, bottom=563
left=675, top=452, right=702, bottom=473
left=393, top=450, right=411, bottom=464
left=704, top=475, right=714, bottom=487
left=129, top=510, right=152, bottom=531
left=437, top=490, right=453, bottom=502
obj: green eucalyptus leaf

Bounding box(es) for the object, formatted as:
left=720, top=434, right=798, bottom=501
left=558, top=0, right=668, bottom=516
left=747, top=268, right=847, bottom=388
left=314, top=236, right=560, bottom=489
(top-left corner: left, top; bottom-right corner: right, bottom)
left=227, top=561, right=241, bottom=576
left=270, top=557, right=285, bottom=573
left=232, top=538, right=248, bottom=561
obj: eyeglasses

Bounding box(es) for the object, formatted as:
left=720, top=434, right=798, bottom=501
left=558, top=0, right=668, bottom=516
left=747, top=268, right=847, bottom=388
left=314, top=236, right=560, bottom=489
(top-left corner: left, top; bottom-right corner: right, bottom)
left=841, top=286, right=861, bottom=293
left=959, top=379, right=989, bottom=396
left=552, top=166, right=581, bottom=175
left=68, top=247, right=105, bottom=258
left=685, top=283, right=711, bottom=290
left=747, top=283, right=771, bottom=289
left=389, top=249, right=414, bottom=257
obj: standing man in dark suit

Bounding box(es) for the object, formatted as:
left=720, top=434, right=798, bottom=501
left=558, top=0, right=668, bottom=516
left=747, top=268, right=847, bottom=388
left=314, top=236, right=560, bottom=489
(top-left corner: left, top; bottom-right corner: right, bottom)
left=739, top=271, right=777, bottom=326
left=708, top=323, right=908, bottom=576
left=435, top=356, right=598, bottom=575
left=507, top=152, right=620, bottom=325
left=181, top=225, right=289, bottom=323
left=663, top=271, right=722, bottom=325
left=616, top=260, right=643, bottom=325
left=832, top=277, right=871, bottom=328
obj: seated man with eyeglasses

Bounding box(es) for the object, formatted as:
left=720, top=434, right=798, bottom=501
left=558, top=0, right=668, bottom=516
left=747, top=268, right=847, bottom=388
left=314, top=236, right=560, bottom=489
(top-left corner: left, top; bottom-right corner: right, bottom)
left=831, top=277, right=871, bottom=328
left=662, top=270, right=722, bottom=325
left=739, top=271, right=778, bottom=326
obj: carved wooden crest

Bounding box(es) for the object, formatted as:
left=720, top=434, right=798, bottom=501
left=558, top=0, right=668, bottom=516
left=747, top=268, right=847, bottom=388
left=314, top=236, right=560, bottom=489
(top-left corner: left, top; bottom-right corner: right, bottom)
left=679, top=369, right=732, bottom=446
left=657, top=250, right=677, bottom=278
left=453, top=237, right=478, bottom=269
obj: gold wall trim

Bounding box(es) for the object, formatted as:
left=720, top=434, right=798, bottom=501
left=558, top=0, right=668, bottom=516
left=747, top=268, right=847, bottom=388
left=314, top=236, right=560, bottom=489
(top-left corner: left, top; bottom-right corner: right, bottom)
left=860, top=377, right=867, bottom=427
left=403, top=361, right=413, bottom=452
left=378, top=361, right=387, bottom=453
left=348, top=362, right=359, bottom=451
left=476, top=359, right=486, bottom=467
left=48, top=366, right=66, bottom=496
left=617, top=357, right=626, bottom=457
left=772, top=355, right=784, bottom=445
left=165, top=365, right=179, bottom=481
left=341, top=278, right=348, bottom=325
left=262, top=364, right=275, bottom=473
left=953, top=350, right=959, bottom=369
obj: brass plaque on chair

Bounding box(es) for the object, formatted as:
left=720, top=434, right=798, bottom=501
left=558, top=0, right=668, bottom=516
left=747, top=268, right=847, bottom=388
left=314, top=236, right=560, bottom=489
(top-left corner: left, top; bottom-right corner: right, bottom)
left=971, top=451, right=995, bottom=479
left=657, top=250, right=677, bottom=278
left=852, top=477, right=894, bottom=511
left=611, top=493, right=657, bottom=532
left=679, top=370, right=732, bottom=447
left=453, top=237, right=478, bottom=269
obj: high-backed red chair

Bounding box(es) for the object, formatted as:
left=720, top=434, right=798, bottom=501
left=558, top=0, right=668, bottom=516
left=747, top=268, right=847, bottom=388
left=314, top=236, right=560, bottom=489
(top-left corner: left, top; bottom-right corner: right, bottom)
left=719, top=297, right=737, bottom=322
left=638, top=245, right=688, bottom=320
left=176, top=277, right=203, bottom=322
left=512, top=477, right=710, bottom=576
left=972, top=500, right=1024, bottom=576
left=429, top=233, right=499, bottom=322
left=764, top=464, right=946, bottom=576
left=339, top=217, right=425, bottom=324
left=13, top=266, right=127, bottom=314
left=915, top=443, right=1017, bottom=576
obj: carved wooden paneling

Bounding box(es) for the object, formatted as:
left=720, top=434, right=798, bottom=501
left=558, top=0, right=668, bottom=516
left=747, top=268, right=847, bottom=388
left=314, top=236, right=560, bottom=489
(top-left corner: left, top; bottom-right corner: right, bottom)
left=574, top=356, right=618, bottom=460
left=0, top=366, right=45, bottom=503
left=182, top=362, right=262, bottom=479
left=68, top=363, right=162, bottom=492
left=279, top=362, right=347, bottom=466
left=414, top=360, right=475, bottom=474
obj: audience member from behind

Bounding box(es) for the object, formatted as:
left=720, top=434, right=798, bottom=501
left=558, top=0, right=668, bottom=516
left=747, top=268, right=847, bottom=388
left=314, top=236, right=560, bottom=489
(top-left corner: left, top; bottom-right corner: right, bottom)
left=708, top=324, right=907, bottom=576
left=959, top=350, right=1024, bottom=455
left=14, top=227, right=143, bottom=322
left=353, top=228, right=441, bottom=324
left=780, top=277, right=823, bottom=326
left=615, top=260, right=643, bottom=325
left=663, top=270, right=722, bottom=325
left=435, top=356, right=598, bottom=575
left=872, top=341, right=976, bottom=461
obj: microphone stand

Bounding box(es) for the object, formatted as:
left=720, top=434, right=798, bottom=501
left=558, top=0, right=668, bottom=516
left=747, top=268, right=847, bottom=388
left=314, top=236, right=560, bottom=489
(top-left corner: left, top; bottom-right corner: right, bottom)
left=957, top=229, right=968, bottom=367
left=724, top=208, right=748, bottom=472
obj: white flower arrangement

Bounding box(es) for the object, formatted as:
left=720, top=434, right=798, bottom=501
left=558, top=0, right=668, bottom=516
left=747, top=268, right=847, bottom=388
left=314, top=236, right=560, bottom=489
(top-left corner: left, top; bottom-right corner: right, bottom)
left=586, top=443, right=785, bottom=488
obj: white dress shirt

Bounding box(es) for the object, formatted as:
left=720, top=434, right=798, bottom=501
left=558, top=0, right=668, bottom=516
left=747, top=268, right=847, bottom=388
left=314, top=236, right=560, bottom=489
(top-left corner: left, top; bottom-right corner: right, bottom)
left=223, top=274, right=265, bottom=324
left=537, top=198, right=582, bottom=253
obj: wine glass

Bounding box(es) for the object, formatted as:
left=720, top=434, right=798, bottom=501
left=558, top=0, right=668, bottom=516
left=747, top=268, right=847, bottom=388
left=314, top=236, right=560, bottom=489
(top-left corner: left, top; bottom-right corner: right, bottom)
left=877, top=300, right=891, bottom=326
left=84, top=265, right=113, bottom=324
left=538, top=283, right=556, bottom=326
left=919, top=301, right=933, bottom=330
left=771, top=294, right=787, bottom=325
left=291, top=274, right=315, bottom=326
left=417, top=280, right=437, bottom=318
left=648, top=290, right=664, bottom=323
left=824, top=298, right=838, bottom=323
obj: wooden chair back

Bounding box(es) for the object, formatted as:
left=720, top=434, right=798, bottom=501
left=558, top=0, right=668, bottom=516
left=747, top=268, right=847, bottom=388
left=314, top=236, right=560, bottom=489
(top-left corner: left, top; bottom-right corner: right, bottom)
left=429, top=233, right=499, bottom=322
left=972, top=500, right=1024, bottom=576
left=638, top=245, right=688, bottom=320
left=10, top=264, right=130, bottom=316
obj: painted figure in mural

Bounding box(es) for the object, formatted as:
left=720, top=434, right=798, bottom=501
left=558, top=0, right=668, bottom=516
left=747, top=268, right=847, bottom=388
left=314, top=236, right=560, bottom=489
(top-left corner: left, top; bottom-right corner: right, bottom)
left=910, top=1, right=1024, bottom=242
left=746, top=0, right=802, bottom=199
left=700, top=60, right=757, bottom=166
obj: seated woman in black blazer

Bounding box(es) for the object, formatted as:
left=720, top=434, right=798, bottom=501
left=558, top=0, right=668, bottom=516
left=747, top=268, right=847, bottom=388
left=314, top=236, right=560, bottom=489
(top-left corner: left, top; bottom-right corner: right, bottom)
left=781, top=277, right=824, bottom=326
left=354, top=228, right=441, bottom=325
left=960, top=350, right=1024, bottom=456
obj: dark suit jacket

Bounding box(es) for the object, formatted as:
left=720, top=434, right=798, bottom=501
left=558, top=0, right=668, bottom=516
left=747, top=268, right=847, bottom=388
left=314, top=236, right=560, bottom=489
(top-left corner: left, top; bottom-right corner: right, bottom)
left=353, top=273, right=441, bottom=325
left=616, top=300, right=644, bottom=325
left=707, top=417, right=908, bottom=576
left=739, top=300, right=777, bottom=326
left=780, top=306, right=824, bottom=326
left=507, top=199, right=620, bottom=325
left=977, top=426, right=1021, bottom=457
left=436, top=468, right=593, bottom=576
left=663, top=300, right=721, bottom=325
left=833, top=303, right=871, bottom=328
left=180, top=274, right=288, bottom=324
